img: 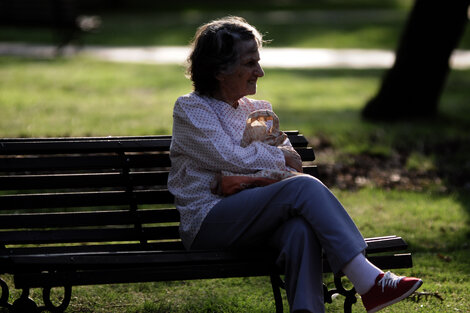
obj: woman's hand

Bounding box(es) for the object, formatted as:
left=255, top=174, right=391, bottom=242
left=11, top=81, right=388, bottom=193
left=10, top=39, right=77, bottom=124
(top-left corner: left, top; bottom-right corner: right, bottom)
left=279, top=145, right=303, bottom=173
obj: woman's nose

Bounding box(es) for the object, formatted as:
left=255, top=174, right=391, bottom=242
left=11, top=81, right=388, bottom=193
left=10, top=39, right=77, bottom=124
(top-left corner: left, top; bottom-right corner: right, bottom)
left=256, top=63, right=265, bottom=77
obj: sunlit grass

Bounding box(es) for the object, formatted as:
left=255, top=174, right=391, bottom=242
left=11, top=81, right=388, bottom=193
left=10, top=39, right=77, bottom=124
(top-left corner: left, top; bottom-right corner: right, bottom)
left=2, top=56, right=470, bottom=147
left=0, top=57, right=190, bottom=137
left=335, top=188, right=469, bottom=253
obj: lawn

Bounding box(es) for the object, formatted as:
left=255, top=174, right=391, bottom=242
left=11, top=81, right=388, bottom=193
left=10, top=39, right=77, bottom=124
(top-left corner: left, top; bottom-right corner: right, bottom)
left=1, top=55, right=469, bottom=312
left=1, top=1, right=469, bottom=311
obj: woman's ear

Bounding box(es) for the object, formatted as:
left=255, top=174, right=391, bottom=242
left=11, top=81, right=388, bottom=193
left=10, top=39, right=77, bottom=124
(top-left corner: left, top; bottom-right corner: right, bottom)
left=215, top=72, right=226, bottom=82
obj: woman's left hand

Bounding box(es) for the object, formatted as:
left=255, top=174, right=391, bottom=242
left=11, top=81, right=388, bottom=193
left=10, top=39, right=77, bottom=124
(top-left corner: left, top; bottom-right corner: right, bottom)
left=279, top=145, right=303, bottom=173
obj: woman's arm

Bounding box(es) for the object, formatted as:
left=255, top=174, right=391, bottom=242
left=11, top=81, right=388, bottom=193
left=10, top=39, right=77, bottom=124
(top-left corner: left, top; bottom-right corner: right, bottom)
left=171, top=96, right=286, bottom=174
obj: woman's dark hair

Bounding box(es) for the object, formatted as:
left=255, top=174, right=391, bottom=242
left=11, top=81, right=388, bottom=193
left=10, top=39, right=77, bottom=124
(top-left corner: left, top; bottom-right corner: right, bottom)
left=187, top=16, right=264, bottom=96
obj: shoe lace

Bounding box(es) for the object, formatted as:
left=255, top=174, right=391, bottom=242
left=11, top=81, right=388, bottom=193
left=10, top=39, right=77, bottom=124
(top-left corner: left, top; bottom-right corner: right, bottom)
left=377, top=271, right=404, bottom=292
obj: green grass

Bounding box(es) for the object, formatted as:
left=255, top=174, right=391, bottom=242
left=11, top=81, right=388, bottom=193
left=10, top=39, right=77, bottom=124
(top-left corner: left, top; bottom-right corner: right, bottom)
left=0, top=57, right=190, bottom=137
left=1, top=55, right=469, bottom=312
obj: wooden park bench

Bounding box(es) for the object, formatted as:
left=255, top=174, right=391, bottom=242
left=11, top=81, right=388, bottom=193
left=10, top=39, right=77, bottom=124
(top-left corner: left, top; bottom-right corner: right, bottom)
left=0, top=133, right=413, bottom=313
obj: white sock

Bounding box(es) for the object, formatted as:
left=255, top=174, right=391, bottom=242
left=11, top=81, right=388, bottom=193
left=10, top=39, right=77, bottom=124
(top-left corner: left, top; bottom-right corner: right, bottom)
left=341, top=253, right=383, bottom=295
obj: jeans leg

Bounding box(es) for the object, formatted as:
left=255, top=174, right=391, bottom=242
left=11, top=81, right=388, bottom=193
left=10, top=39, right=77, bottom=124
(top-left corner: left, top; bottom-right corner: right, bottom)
left=270, top=217, right=325, bottom=313
left=192, top=175, right=366, bottom=273
left=191, top=175, right=367, bottom=312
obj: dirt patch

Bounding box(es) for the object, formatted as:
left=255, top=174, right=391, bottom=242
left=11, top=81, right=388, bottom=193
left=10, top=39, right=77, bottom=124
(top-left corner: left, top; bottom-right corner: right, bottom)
left=316, top=152, right=444, bottom=191
left=311, top=137, right=470, bottom=192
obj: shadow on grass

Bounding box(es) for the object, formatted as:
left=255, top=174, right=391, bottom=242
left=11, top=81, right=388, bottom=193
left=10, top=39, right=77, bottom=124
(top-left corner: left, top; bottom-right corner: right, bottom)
left=276, top=89, right=470, bottom=277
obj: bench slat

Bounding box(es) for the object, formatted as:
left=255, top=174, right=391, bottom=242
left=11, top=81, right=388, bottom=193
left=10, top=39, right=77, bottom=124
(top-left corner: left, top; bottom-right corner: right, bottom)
left=0, top=153, right=170, bottom=172
left=302, top=165, right=318, bottom=177
left=0, top=149, right=311, bottom=172
left=0, top=167, right=316, bottom=191
left=11, top=253, right=413, bottom=289
left=2, top=236, right=404, bottom=256
left=12, top=262, right=276, bottom=288
left=0, top=133, right=298, bottom=144
left=0, top=208, right=179, bottom=229
left=1, top=236, right=405, bottom=257
left=0, top=171, right=169, bottom=191
left=0, top=134, right=309, bottom=156
left=0, top=138, right=172, bottom=155
left=286, top=134, right=309, bottom=147
left=296, top=147, right=315, bottom=162
left=1, top=134, right=306, bottom=155
left=368, top=254, right=413, bottom=270
left=365, top=236, right=408, bottom=253
left=0, top=135, right=172, bottom=143
left=0, top=190, right=174, bottom=210
left=1, top=242, right=185, bottom=256
left=6, top=249, right=412, bottom=269
left=6, top=250, right=274, bottom=268
left=0, top=226, right=180, bottom=245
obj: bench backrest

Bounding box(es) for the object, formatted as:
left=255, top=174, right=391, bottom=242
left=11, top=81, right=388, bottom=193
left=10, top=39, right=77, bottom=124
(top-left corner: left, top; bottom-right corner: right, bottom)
left=0, top=133, right=316, bottom=255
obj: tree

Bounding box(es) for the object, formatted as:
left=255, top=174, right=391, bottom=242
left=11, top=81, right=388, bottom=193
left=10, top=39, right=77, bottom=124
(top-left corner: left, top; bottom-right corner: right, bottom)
left=362, top=0, right=469, bottom=121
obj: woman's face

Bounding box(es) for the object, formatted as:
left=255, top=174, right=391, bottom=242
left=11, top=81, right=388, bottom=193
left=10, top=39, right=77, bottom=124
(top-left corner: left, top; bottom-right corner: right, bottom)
left=217, top=39, right=265, bottom=103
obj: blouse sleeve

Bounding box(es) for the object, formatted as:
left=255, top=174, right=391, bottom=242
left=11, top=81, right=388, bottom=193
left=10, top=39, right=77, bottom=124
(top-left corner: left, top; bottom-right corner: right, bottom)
left=171, top=95, right=287, bottom=174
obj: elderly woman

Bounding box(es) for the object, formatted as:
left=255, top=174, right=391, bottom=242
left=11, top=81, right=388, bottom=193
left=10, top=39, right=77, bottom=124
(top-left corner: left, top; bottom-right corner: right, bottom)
left=168, top=16, right=422, bottom=313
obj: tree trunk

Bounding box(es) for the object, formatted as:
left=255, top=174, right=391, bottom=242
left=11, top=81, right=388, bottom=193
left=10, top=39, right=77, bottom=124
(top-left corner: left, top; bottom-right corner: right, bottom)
left=362, top=0, right=469, bottom=121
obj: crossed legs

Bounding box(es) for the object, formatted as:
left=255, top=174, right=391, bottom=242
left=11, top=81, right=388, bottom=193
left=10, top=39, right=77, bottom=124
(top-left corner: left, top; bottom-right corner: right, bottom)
left=191, top=175, right=367, bottom=312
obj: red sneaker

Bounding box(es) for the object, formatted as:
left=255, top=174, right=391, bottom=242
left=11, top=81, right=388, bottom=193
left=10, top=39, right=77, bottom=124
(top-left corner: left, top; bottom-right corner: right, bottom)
left=361, top=271, right=423, bottom=313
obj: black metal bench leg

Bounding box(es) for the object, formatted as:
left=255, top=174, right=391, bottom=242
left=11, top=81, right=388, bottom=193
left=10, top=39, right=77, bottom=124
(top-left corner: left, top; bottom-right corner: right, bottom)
left=270, top=274, right=284, bottom=313
left=42, top=285, right=72, bottom=313
left=12, top=288, right=40, bottom=313
left=333, top=276, right=357, bottom=313
left=0, top=277, right=12, bottom=310
left=323, top=283, right=334, bottom=304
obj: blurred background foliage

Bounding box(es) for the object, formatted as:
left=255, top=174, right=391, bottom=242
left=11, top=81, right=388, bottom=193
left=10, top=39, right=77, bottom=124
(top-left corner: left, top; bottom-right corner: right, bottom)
left=1, top=0, right=469, bottom=50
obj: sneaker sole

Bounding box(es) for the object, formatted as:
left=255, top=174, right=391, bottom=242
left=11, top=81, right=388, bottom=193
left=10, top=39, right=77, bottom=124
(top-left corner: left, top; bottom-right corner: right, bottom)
left=367, top=279, right=423, bottom=313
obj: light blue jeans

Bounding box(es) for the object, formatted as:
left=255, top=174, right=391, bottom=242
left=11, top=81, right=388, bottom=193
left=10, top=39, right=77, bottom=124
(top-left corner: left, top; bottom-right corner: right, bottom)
left=191, top=175, right=367, bottom=312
